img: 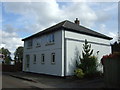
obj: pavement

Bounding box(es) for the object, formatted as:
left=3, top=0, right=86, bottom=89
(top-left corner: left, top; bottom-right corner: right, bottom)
left=3, top=71, right=105, bottom=88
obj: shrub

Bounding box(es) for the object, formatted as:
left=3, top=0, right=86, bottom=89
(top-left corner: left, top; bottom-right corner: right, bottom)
left=86, top=55, right=98, bottom=74
left=76, top=39, right=98, bottom=77
left=74, top=68, right=84, bottom=78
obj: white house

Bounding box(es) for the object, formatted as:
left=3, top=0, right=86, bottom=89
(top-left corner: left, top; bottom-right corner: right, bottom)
left=22, top=18, right=112, bottom=77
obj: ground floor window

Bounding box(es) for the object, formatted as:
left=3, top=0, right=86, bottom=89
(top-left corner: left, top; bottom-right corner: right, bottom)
left=51, top=53, right=55, bottom=64
left=33, top=54, right=36, bottom=64
left=41, top=54, right=45, bottom=64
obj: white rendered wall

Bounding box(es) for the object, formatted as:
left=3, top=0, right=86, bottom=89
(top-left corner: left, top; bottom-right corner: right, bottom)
left=23, top=30, right=63, bottom=76
left=61, top=30, right=65, bottom=76
left=65, top=31, right=111, bottom=76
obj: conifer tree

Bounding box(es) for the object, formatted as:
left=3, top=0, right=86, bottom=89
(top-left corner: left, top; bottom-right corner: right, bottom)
left=76, top=39, right=98, bottom=77
left=80, top=39, right=93, bottom=73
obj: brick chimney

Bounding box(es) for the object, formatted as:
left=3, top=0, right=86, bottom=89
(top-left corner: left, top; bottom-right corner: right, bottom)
left=74, top=18, right=80, bottom=25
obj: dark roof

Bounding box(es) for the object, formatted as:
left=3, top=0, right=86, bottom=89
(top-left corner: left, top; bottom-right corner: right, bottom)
left=22, top=20, right=112, bottom=41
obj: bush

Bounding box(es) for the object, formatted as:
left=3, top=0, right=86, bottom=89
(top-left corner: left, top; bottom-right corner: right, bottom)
left=84, top=71, right=103, bottom=78
left=76, top=39, right=99, bottom=78
left=86, top=55, right=98, bottom=75
left=74, top=68, right=84, bottom=78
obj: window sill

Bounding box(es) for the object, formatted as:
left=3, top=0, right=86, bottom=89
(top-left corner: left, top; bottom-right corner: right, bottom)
left=27, top=47, right=32, bottom=49
left=36, top=45, right=41, bottom=48
left=41, top=62, right=45, bottom=64
left=45, top=42, right=55, bottom=46
left=51, top=62, right=55, bottom=64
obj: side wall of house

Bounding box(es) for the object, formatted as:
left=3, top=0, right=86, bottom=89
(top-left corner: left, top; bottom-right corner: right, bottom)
left=65, top=31, right=111, bottom=76
left=23, top=30, right=63, bottom=76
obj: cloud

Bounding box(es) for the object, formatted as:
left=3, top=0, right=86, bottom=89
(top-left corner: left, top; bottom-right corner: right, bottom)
left=98, top=24, right=107, bottom=33
left=3, top=2, right=117, bottom=31
left=3, top=1, right=63, bottom=32
left=3, top=24, right=17, bottom=33
left=61, top=2, right=98, bottom=28
left=96, top=11, right=110, bottom=22
left=104, top=3, right=117, bottom=11
left=2, top=1, right=118, bottom=58
left=3, top=2, right=33, bottom=15
left=94, top=23, right=118, bottom=43
left=3, top=1, right=100, bottom=32
left=3, top=2, right=114, bottom=33
left=0, top=29, right=23, bottom=59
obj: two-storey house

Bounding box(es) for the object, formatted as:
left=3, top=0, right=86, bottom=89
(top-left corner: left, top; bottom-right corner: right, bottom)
left=22, top=18, right=112, bottom=76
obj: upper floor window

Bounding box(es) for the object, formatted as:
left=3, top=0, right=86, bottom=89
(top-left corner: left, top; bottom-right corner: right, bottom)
left=50, top=34, right=54, bottom=42
left=27, top=40, right=33, bottom=49
left=35, top=38, right=41, bottom=47
left=46, top=34, right=54, bottom=44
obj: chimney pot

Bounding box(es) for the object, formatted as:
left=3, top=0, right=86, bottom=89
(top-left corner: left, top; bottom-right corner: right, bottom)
left=74, top=18, right=80, bottom=25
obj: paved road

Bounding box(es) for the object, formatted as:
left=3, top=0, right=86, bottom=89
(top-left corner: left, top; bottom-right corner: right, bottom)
left=2, top=72, right=105, bottom=89
left=2, top=74, right=40, bottom=89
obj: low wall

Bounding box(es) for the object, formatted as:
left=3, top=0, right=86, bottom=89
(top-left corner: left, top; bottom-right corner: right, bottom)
left=2, top=63, right=22, bottom=72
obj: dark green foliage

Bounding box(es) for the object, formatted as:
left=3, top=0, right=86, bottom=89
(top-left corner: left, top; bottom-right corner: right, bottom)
left=76, top=39, right=98, bottom=77
left=0, top=47, right=12, bottom=64
left=86, top=56, right=98, bottom=75
left=5, top=56, right=12, bottom=64
left=14, top=46, right=23, bottom=63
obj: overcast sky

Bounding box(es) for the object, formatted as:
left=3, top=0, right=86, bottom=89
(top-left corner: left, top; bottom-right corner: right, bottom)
left=0, top=0, right=118, bottom=59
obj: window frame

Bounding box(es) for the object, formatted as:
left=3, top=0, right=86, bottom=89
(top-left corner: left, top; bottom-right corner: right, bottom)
left=46, top=33, right=55, bottom=45
left=41, top=54, right=45, bottom=64
left=35, top=38, right=41, bottom=47
left=33, top=54, right=36, bottom=64
left=27, top=39, right=33, bottom=49
left=51, top=53, right=55, bottom=64
left=50, top=34, right=54, bottom=43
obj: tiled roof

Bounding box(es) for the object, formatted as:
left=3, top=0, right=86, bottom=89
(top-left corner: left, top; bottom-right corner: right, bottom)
left=22, top=20, right=112, bottom=41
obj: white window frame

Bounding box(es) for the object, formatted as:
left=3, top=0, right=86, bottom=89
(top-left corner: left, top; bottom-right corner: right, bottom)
left=33, top=54, right=36, bottom=64
left=27, top=39, right=33, bottom=49
left=41, top=54, right=45, bottom=64
left=35, top=38, right=41, bottom=47
left=51, top=53, right=55, bottom=64
left=50, top=34, right=54, bottom=43
left=46, top=34, right=54, bottom=45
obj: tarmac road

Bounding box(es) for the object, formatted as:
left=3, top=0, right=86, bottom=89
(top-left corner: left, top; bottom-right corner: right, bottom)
left=2, top=72, right=105, bottom=89
left=2, top=74, right=39, bottom=89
